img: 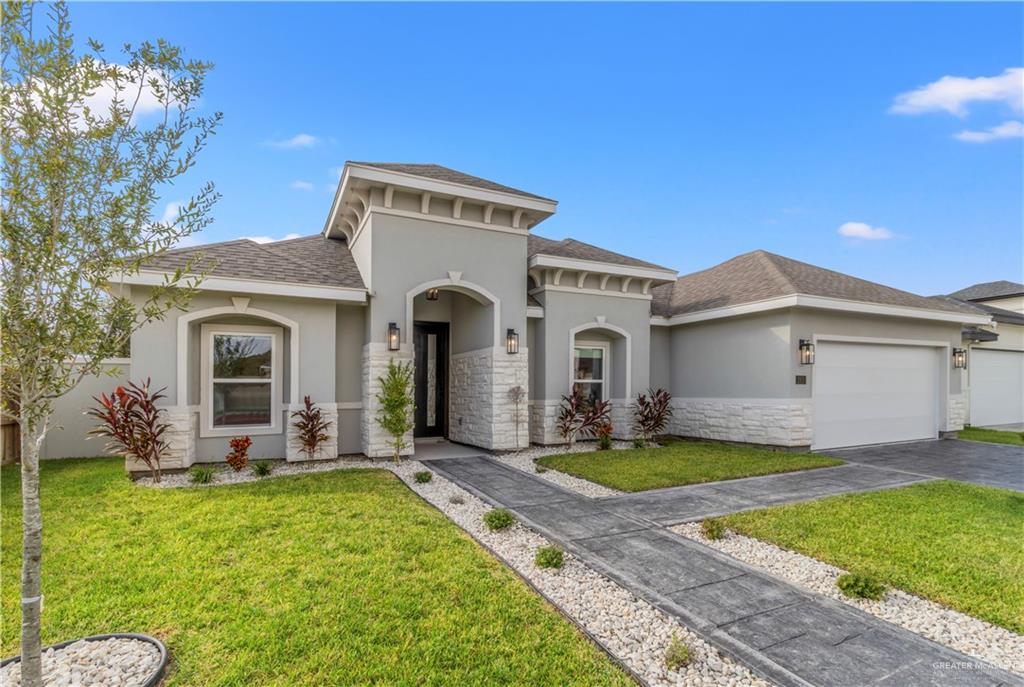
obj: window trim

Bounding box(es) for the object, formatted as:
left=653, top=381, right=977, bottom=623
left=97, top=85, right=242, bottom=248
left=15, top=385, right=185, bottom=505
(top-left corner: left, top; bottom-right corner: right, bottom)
left=200, top=323, right=283, bottom=437
left=572, top=340, right=610, bottom=402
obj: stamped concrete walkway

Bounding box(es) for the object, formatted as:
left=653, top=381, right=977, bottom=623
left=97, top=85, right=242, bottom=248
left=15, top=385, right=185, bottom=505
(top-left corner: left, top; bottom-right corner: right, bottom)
left=424, top=456, right=1022, bottom=687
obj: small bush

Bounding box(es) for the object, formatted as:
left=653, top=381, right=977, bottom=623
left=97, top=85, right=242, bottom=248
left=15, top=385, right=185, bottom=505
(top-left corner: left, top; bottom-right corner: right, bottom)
left=250, top=461, right=272, bottom=477
left=632, top=438, right=646, bottom=449
left=664, top=633, right=692, bottom=670
left=225, top=436, right=252, bottom=471
left=535, top=546, right=564, bottom=569
left=189, top=465, right=215, bottom=484
left=837, top=572, right=886, bottom=600
left=700, top=518, right=726, bottom=541
left=535, top=464, right=548, bottom=474
left=414, top=470, right=433, bottom=484
left=598, top=434, right=613, bottom=450
left=448, top=494, right=465, bottom=505
left=483, top=508, right=516, bottom=531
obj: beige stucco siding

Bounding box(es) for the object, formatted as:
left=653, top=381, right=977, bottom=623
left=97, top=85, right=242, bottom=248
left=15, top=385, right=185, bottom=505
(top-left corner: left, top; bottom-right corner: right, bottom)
left=649, top=325, right=672, bottom=391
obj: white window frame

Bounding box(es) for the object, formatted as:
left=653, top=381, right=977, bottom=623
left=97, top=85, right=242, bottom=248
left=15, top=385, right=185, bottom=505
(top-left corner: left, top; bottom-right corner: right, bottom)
left=200, top=323, right=283, bottom=437
left=572, top=340, right=610, bottom=402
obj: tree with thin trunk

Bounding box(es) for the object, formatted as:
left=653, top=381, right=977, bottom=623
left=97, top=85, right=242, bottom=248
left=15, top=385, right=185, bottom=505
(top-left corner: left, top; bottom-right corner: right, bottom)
left=1, top=3, right=220, bottom=683
left=376, top=359, right=415, bottom=464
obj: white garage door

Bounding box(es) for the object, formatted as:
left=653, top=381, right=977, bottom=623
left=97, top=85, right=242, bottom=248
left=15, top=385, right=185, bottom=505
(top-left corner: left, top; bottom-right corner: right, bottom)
left=813, top=341, right=940, bottom=450
left=970, top=349, right=1024, bottom=426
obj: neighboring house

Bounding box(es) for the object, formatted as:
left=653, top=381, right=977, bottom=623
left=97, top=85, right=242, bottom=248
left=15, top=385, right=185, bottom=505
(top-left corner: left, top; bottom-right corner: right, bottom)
left=41, top=162, right=992, bottom=467
left=942, top=281, right=1024, bottom=427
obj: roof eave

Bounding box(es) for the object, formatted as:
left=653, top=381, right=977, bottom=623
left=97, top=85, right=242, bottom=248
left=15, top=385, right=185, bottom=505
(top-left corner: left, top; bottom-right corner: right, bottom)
left=120, top=270, right=368, bottom=303
left=528, top=254, right=677, bottom=283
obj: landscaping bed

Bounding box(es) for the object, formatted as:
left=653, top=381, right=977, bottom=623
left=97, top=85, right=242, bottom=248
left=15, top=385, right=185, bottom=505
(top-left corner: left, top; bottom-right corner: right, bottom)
left=718, top=480, right=1024, bottom=634
left=1, top=459, right=632, bottom=686
left=535, top=440, right=843, bottom=492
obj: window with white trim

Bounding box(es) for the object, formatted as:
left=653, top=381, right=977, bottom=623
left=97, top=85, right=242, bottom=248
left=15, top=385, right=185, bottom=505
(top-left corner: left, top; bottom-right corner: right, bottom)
left=201, top=324, right=282, bottom=435
left=573, top=342, right=609, bottom=406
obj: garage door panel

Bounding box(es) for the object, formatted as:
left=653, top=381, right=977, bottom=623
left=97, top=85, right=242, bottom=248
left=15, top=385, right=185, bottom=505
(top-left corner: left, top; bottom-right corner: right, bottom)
left=814, top=342, right=939, bottom=450
left=970, top=349, right=1024, bottom=426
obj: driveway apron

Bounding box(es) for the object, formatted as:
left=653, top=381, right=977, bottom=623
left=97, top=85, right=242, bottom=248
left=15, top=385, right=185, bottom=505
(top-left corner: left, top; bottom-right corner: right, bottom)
left=424, top=456, right=1022, bottom=687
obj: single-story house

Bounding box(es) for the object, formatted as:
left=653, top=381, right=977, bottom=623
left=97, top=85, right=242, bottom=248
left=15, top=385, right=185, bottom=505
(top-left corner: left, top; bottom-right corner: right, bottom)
left=943, top=281, right=1024, bottom=427
left=41, top=162, right=994, bottom=468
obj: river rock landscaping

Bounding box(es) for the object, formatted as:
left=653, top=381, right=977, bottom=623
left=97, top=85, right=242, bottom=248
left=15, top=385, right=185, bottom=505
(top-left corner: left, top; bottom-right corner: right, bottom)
left=0, top=637, right=162, bottom=687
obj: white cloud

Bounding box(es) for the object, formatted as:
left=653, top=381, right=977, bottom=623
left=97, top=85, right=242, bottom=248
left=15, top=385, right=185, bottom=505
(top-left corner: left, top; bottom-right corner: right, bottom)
left=290, top=180, right=314, bottom=191
left=953, top=119, right=1024, bottom=143
left=81, top=66, right=170, bottom=122
left=159, top=201, right=182, bottom=224
left=268, top=133, right=319, bottom=149
left=838, top=222, right=893, bottom=241
left=240, top=233, right=302, bottom=244
left=889, top=68, right=1023, bottom=117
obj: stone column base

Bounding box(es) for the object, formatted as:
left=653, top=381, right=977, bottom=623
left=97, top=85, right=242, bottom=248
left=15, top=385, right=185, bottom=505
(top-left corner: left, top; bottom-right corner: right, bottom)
left=362, top=344, right=415, bottom=459
left=669, top=398, right=813, bottom=448
left=127, top=405, right=196, bottom=474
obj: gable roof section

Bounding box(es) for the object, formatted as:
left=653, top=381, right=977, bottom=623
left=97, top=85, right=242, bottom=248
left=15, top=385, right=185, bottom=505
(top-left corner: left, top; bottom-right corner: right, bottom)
left=652, top=250, right=981, bottom=320
left=347, top=162, right=554, bottom=202
left=528, top=234, right=673, bottom=271
left=139, top=235, right=366, bottom=290
left=947, top=280, right=1024, bottom=302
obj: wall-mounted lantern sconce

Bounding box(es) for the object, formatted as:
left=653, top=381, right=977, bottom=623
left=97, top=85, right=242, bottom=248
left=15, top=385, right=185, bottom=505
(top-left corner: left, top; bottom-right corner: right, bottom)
left=387, top=322, right=401, bottom=351
left=425, top=288, right=440, bottom=301
left=952, top=348, right=968, bottom=369
left=506, top=328, right=519, bottom=354
left=798, top=339, right=815, bottom=365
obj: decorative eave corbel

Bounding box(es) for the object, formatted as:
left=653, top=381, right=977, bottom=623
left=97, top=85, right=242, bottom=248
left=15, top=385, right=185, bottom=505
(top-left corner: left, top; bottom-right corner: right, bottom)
left=552, top=268, right=564, bottom=286
left=599, top=274, right=611, bottom=291
left=527, top=268, right=544, bottom=288
left=576, top=271, right=589, bottom=289
left=483, top=203, right=495, bottom=224
left=384, top=185, right=394, bottom=209
left=641, top=279, right=653, bottom=295
left=453, top=198, right=463, bottom=219
left=620, top=277, right=633, bottom=293
left=421, top=192, right=432, bottom=215
left=512, top=208, right=524, bottom=229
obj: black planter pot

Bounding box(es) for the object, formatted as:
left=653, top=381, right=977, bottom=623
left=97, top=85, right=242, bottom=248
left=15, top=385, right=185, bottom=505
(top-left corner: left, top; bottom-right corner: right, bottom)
left=1, top=633, right=168, bottom=687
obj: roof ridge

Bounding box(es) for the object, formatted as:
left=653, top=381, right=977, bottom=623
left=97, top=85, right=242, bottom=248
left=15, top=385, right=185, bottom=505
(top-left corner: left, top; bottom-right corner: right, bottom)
left=754, top=251, right=799, bottom=292
left=248, top=239, right=319, bottom=275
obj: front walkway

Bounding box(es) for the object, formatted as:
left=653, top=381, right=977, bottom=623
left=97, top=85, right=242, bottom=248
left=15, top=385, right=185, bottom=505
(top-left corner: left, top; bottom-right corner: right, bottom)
left=424, top=456, right=1022, bottom=687
left=828, top=440, right=1024, bottom=492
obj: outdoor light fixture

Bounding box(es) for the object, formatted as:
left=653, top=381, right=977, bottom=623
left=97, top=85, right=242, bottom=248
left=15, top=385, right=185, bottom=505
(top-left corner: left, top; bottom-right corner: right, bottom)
left=425, top=288, right=440, bottom=301
left=952, top=348, right=968, bottom=369
left=387, top=322, right=400, bottom=351
left=798, top=339, right=815, bottom=365
left=506, top=328, right=519, bottom=354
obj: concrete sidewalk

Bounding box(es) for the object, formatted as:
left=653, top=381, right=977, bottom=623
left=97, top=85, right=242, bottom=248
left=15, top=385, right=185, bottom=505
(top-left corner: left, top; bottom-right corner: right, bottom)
left=425, top=456, right=1022, bottom=687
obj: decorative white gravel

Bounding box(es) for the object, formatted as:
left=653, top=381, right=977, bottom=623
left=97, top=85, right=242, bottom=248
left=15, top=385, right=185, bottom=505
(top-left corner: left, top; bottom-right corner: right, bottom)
left=1, top=637, right=161, bottom=687
left=493, top=442, right=629, bottom=498
left=138, top=455, right=771, bottom=686
left=137, top=456, right=384, bottom=488
left=673, top=523, right=1024, bottom=676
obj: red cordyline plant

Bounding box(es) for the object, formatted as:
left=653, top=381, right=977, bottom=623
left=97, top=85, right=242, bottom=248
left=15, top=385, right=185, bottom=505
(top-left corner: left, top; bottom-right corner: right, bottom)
left=226, top=436, right=252, bottom=471
left=632, top=388, right=673, bottom=445
left=87, top=379, right=169, bottom=482
left=556, top=389, right=611, bottom=446
left=290, top=396, right=332, bottom=460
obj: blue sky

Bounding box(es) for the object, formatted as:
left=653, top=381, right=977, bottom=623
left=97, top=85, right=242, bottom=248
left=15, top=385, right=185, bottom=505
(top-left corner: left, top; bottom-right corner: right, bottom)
left=72, top=2, right=1022, bottom=296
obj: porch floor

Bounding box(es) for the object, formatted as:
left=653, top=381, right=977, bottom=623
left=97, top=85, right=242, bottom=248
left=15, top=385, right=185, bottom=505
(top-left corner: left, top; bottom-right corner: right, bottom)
left=413, top=439, right=489, bottom=461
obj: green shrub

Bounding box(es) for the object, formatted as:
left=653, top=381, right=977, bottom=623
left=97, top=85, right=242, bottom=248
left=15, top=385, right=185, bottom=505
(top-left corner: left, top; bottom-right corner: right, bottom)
left=189, top=465, right=215, bottom=484
left=535, top=464, right=548, bottom=474
left=535, top=546, right=564, bottom=569
left=664, top=633, right=692, bottom=670
left=632, top=438, right=646, bottom=449
left=483, top=508, right=516, bottom=531
left=414, top=470, right=433, bottom=484
left=598, top=434, right=613, bottom=451
left=700, top=518, right=725, bottom=541
left=837, top=572, right=886, bottom=600
left=250, top=461, right=272, bottom=477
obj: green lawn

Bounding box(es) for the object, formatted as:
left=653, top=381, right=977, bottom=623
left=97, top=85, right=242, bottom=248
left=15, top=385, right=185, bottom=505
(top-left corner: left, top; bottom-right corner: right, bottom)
left=1, top=459, right=632, bottom=686
left=959, top=426, right=1024, bottom=446
left=536, top=441, right=843, bottom=492
left=722, top=481, right=1024, bottom=633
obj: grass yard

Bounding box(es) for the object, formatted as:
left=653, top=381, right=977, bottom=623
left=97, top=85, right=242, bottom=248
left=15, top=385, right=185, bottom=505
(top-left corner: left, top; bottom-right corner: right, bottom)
left=536, top=441, right=843, bottom=492
left=1, top=459, right=632, bottom=686
left=959, top=426, right=1024, bottom=447
left=722, top=480, right=1024, bottom=633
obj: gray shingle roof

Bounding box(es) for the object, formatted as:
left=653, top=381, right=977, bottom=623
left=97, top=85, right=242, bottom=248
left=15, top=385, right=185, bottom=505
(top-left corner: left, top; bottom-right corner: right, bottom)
left=347, top=162, right=554, bottom=202
left=141, top=235, right=366, bottom=289
left=651, top=250, right=979, bottom=318
left=528, top=234, right=674, bottom=272
left=932, top=296, right=1024, bottom=326
left=947, top=280, right=1024, bottom=302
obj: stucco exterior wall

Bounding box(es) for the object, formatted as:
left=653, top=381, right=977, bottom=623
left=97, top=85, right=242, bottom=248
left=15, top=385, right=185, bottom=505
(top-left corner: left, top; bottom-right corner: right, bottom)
left=42, top=360, right=131, bottom=459
left=335, top=304, right=366, bottom=454
left=649, top=325, right=672, bottom=391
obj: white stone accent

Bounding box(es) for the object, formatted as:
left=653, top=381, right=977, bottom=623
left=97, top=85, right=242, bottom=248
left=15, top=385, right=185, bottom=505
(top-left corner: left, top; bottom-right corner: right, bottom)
left=127, top=405, right=196, bottom=473
left=286, top=402, right=339, bottom=462
left=449, top=346, right=529, bottom=450
left=946, top=394, right=966, bottom=432
left=361, top=343, right=415, bottom=459
left=529, top=399, right=563, bottom=445
left=669, top=398, right=813, bottom=448
left=609, top=398, right=635, bottom=440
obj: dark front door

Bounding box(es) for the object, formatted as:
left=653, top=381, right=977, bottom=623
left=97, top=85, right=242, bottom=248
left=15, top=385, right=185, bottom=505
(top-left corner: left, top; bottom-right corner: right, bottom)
left=414, top=322, right=448, bottom=438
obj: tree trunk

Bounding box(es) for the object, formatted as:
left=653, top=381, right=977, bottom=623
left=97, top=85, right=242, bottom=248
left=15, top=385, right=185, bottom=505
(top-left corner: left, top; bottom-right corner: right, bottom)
left=19, top=413, right=46, bottom=687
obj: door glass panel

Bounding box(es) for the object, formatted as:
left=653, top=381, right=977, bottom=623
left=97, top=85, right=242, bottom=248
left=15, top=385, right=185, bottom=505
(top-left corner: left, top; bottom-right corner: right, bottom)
left=213, top=335, right=273, bottom=378
left=426, top=334, right=437, bottom=427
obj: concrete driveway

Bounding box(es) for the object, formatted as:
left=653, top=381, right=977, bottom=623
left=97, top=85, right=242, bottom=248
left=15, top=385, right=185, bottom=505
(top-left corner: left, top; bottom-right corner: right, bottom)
left=826, top=439, right=1023, bottom=491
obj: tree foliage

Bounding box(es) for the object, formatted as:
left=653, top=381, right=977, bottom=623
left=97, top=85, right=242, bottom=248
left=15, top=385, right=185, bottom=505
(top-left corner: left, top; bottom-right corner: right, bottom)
left=1, top=3, right=220, bottom=683
left=375, top=359, right=414, bottom=464
left=86, top=378, right=169, bottom=481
